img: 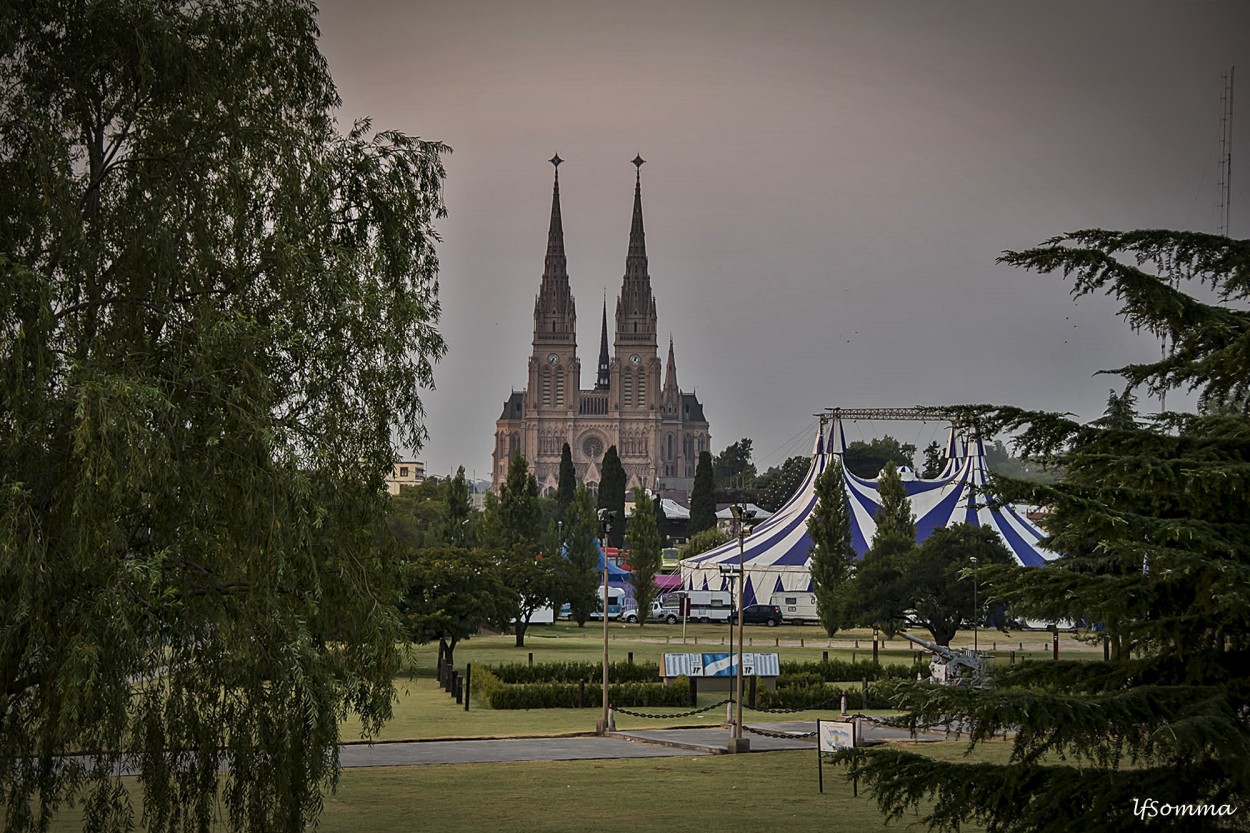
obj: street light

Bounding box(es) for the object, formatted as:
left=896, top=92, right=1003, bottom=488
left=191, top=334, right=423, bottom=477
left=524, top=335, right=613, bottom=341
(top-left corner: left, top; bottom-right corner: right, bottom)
left=597, top=508, right=615, bottom=735
left=970, top=555, right=979, bottom=653
left=728, top=503, right=755, bottom=753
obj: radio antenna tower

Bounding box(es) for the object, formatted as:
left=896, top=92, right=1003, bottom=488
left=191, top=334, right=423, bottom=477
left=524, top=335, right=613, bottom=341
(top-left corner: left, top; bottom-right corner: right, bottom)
left=1218, top=67, right=1235, bottom=237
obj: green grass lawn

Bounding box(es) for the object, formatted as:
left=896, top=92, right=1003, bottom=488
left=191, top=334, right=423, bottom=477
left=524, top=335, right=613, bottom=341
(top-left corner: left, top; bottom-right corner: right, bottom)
left=346, top=623, right=1100, bottom=743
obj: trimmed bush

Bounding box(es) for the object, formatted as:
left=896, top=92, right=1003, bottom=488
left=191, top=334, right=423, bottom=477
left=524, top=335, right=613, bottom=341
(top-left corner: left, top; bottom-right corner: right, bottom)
left=779, top=659, right=923, bottom=683
left=490, top=661, right=659, bottom=684
left=755, top=682, right=893, bottom=711
left=476, top=676, right=692, bottom=710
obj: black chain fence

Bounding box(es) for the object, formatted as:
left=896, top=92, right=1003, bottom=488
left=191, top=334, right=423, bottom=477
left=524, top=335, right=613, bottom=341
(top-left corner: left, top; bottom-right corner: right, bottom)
left=611, top=698, right=732, bottom=720
left=742, top=724, right=819, bottom=739
left=743, top=692, right=846, bottom=714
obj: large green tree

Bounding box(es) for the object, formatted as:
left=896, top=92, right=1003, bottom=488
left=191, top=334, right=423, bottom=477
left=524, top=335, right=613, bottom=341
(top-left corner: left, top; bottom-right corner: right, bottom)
left=0, top=3, right=447, bottom=831
left=398, top=546, right=508, bottom=668
left=488, top=453, right=555, bottom=648
left=597, top=445, right=627, bottom=549
left=625, top=489, right=663, bottom=625
left=687, top=450, right=717, bottom=536
left=843, top=462, right=916, bottom=637
left=713, top=437, right=757, bottom=490
left=807, top=459, right=856, bottom=636
left=840, top=230, right=1250, bottom=832
left=905, top=523, right=1015, bottom=647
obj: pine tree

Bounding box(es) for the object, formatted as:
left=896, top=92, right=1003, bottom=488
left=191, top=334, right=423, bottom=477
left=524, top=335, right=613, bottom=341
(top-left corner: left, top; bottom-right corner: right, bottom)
left=922, top=441, right=944, bottom=479
left=625, top=489, right=663, bottom=625
left=597, top=445, right=627, bottom=549
left=873, top=461, right=916, bottom=540
left=492, top=452, right=554, bottom=648
left=839, top=229, right=1250, bottom=832
left=556, top=442, right=576, bottom=520
left=807, top=459, right=855, bottom=636
left=688, top=450, right=717, bottom=536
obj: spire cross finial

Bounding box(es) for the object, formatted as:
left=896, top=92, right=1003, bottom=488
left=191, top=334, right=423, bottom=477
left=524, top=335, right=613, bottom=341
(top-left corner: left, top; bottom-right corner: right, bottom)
left=550, top=153, right=563, bottom=169
left=631, top=154, right=645, bottom=180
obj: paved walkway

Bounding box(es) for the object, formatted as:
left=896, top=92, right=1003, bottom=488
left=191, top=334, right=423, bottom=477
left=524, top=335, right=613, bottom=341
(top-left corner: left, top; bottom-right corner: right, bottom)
left=338, top=719, right=953, bottom=768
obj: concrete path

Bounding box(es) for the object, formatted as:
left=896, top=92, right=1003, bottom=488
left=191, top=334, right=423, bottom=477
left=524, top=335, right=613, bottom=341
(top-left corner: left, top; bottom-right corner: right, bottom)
left=338, top=719, right=954, bottom=768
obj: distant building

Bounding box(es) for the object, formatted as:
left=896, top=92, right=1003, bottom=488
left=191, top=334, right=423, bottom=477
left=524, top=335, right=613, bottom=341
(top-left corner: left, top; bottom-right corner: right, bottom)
left=386, top=460, right=425, bottom=494
left=492, top=156, right=712, bottom=499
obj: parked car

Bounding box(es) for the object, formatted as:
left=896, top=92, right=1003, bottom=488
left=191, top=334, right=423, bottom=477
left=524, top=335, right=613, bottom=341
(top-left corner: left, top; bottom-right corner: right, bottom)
left=728, top=604, right=784, bottom=627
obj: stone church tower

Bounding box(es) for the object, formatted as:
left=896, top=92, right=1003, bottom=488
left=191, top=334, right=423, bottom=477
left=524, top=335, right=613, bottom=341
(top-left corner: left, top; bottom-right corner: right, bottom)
left=491, top=156, right=711, bottom=499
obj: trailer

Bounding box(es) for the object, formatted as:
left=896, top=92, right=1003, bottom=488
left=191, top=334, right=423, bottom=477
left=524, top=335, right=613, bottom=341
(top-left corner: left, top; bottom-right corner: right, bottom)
left=769, top=591, right=819, bottom=625
left=666, top=589, right=734, bottom=624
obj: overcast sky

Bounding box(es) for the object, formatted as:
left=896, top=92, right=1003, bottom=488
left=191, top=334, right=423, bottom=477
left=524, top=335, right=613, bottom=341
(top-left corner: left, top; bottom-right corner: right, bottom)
left=316, top=0, right=1249, bottom=481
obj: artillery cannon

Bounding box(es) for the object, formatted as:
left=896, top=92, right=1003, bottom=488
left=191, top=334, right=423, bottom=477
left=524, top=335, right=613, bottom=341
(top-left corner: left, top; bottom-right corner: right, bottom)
left=901, top=631, right=987, bottom=686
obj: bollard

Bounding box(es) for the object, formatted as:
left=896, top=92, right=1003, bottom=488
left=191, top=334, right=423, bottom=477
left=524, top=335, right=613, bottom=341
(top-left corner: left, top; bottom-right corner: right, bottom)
left=689, top=675, right=698, bottom=707
left=628, top=651, right=633, bottom=664
left=464, top=664, right=472, bottom=711
left=452, top=671, right=461, bottom=704
left=528, top=652, right=533, bottom=666
left=854, top=639, right=859, bottom=649
left=800, top=638, right=804, bottom=647
left=1052, top=630, right=1060, bottom=661
left=852, top=652, right=856, bottom=663
left=840, top=693, right=847, bottom=716
left=776, top=637, right=779, bottom=647
left=823, top=650, right=829, bottom=662
left=749, top=637, right=753, bottom=647
left=608, top=706, right=615, bottom=732
left=1010, top=650, right=1016, bottom=665
left=861, top=676, right=868, bottom=708
left=578, top=679, right=585, bottom=709
left=993, top=642, right=997, bottom=651
left=749, top=675, right=757, bottom=709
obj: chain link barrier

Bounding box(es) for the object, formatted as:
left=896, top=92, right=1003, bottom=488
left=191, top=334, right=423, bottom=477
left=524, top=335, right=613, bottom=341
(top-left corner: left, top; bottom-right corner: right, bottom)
left=742, top=692, right=847, bottom=714
left=741, top=724, right=818, bottom=739
left=611, top=698, right=732, bottom=720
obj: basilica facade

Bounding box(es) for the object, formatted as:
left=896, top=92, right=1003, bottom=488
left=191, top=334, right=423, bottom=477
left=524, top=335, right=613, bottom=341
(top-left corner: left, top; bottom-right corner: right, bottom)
left=491, top=157, right=712, bottom=498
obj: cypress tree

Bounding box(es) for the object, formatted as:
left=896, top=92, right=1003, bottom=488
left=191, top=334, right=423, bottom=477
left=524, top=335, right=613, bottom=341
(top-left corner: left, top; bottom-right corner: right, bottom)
left=625, top=489, right=662, bottom=625
left=688, top=450, right=717, bottom=536
left=873, top=461, right=916, bottom=541
left=555, top=442, right=576, bottom=520
left=839, top=229, right=1250, bottom=832
left=562, top=486, right=600, bottom=627
left=807, top=459, right=855, bottom=636
left=597, top=445, right=627, bottom=549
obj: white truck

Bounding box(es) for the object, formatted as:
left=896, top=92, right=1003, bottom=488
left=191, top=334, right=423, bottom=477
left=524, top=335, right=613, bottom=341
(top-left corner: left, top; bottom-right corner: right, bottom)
left=770, top=591, right=819, bottom=625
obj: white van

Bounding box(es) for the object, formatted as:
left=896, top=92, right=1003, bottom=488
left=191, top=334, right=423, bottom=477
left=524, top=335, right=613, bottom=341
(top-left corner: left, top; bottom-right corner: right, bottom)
left=665, top=590, right=734, bottom=624
left=770, top=591, right=819, bottom=625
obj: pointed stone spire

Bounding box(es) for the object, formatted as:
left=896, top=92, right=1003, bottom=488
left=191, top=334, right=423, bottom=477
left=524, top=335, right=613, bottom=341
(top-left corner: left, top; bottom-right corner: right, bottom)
left=663, top=335, right=679, bottom=395
left=596, top=292, right=611, bottom=390
left=535, top=154, right=574, bottom=340
left=615, top=154, right=656, bottom=344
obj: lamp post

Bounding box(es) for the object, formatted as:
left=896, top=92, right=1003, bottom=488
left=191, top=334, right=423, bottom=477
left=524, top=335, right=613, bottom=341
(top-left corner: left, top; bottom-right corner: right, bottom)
left=728, top=503, right=755, bottom=753
left=597, top=509, right=615, bottom=734
left=970, top=555, right=979, bottom=653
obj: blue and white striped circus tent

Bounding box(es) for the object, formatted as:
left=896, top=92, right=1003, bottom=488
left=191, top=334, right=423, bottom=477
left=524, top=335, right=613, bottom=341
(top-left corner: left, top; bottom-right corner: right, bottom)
left=679, top=417, right=1059, bottom=607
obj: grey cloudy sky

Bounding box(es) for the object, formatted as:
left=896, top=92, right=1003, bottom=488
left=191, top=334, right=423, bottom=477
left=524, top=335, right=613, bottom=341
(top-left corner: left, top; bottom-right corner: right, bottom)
left=315, top=0, right=1249, bottom=480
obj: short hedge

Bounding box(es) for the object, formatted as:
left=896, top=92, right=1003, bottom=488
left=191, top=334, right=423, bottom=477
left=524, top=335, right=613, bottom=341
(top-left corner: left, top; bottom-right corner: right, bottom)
left=778, top=659, right=924, bottom=683
left=473, top=666, right=692, bottom=709
left=755, top=682, right=894, bottom=711
left=489, top=661, right=660, bottom=685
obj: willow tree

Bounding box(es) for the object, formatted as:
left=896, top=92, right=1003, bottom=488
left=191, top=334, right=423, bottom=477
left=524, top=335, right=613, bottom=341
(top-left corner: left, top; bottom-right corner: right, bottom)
left=0, top=2, right=448, bottom=831
left=839, top=230, right=1250, bottom=832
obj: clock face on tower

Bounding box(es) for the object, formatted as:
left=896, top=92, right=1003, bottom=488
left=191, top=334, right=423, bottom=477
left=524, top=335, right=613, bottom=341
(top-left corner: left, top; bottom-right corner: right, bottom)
left=547, top=354, right=559, bottom=364
left=629, top=354, right=640, bottom=365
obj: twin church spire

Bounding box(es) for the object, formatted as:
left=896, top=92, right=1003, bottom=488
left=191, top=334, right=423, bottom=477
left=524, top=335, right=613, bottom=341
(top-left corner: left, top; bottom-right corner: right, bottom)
left=535, top=155, right=665, bottom=392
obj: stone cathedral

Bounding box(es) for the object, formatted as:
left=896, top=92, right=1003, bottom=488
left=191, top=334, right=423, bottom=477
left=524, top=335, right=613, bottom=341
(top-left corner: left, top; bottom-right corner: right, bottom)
left=491, top=156, right=712, bottom=499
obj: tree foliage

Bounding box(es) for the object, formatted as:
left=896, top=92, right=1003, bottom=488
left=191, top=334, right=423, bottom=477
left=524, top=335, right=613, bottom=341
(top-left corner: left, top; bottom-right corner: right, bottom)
left=0, top=3, right=448, bottom=830
left=843, top=462, right=916, bottom=636
left=687, top=450, right=717, bottom=536
left=560, top=485, right=601, bottom=627
left=712, top=437, right=757, bottom=489
left=807, top=459, right=855, bottom=636
left=625, top=489, right=663, bottom=625
left=398, top=546, right=507, bottom=667
left=905, top=524, right=1015, bottom=646
left=555, top=442, right=576, bottom=520
left=596, top=445, right=627, bottom=549
left=842, top=435, right=916, bottom=479
left=873, top=462, right=916, bottom=541
left=921, top=441, right=943, bottom=479
left=488, top=453, right=554, bottom=648
left=683, top=527, right=730, bottom=558
left=839, top=229, right=1250, bottom=832
left=755, top=454, right=809, bottom=512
